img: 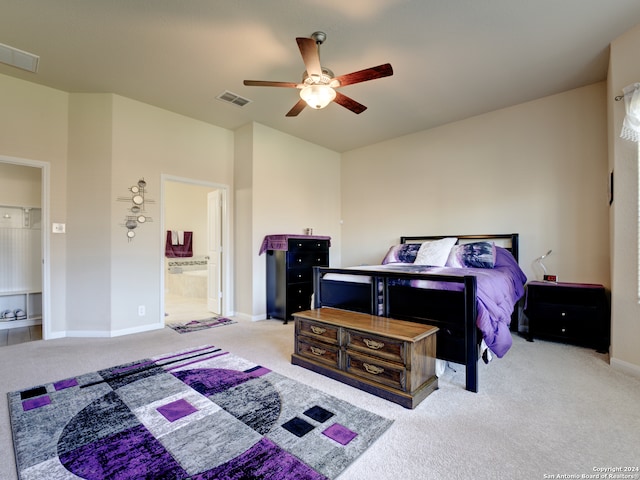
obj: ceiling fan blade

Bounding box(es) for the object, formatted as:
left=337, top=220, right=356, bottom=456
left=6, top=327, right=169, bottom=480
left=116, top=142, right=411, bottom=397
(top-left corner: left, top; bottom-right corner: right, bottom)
left=296, top=37, right=322, bottom=78
left=243, top=80, right=300, bottom=88
left=334, top=63, right=393, bottom=87
left=333, top=91, right=367, bottom=114
left=286, top=98, right=307, bottom=117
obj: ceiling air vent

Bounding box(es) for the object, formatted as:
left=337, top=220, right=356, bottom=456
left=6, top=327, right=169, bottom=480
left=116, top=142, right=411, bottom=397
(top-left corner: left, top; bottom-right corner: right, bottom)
left=216, top=90, right=252, bottom=108
left=0, top=43, right=39, bottom=73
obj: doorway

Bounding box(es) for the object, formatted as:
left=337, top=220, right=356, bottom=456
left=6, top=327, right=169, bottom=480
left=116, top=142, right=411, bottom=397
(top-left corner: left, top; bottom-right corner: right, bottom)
left=0, top=156, right=49, bottom=344
left=161, top=175, right=231, bottom=323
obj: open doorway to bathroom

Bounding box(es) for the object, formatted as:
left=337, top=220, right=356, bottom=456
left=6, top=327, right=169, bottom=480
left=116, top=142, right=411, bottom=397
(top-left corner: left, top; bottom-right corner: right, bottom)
left=162, top=176, right=230, bottom=324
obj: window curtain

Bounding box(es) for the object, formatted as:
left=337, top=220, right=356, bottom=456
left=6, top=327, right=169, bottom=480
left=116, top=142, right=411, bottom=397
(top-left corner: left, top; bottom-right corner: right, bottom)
left=620, top=83, right=640, bottom=142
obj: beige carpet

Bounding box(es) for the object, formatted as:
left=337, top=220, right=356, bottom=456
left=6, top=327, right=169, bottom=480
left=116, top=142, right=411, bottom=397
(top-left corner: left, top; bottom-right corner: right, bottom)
left=1, top=315, right=639, bottom=479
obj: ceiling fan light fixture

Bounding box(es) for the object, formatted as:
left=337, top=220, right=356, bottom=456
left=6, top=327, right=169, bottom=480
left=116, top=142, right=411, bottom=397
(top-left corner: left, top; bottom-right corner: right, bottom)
left=300, top=84, right=336, bottom=109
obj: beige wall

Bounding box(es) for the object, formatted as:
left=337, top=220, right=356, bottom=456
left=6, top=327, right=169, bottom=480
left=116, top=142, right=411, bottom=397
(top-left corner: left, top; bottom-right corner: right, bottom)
left=0, top=78, right=235, bottom=336
left=342, top=83, right=610, bottom=289
left=233, top=123, right=255, bottom=319
left=107, top=95, right=234, bottom=333
left=608, top=23, right=640, bottom=375
left=0, top=74, right=69, bottom=336
left=0, top=163, right=41, bottom=207
left=1, top=44, right=634, bottom=378
left=66, top=94, right=113, bottom=333
left=233, top=122, right=342, bottom=320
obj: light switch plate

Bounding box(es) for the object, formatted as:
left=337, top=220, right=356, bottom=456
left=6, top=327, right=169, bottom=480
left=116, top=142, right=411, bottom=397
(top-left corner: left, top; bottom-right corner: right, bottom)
left=52, top=223, right=66, bottom=233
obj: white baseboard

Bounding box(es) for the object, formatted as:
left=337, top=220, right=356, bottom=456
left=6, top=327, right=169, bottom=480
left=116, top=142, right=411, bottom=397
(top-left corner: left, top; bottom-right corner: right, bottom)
left=233, top=311, right=268, bottom=322
left=57, top=322, right=163, bottom=339
left=610, top=356, right=640, bottom=379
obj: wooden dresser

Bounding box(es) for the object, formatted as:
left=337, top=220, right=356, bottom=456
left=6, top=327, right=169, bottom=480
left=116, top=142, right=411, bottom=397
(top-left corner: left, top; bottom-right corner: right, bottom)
left=265, top=236, right=330, bottom=323
left=291, top=308, right=438, bottom=409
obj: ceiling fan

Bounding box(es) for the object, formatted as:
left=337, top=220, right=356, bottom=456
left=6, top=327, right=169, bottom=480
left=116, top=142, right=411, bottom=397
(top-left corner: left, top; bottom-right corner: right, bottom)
left=243, top=31, right=393, bottom=117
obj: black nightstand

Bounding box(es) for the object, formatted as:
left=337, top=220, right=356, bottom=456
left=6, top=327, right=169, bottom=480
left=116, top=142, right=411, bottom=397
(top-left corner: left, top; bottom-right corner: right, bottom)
left=524, top=281, right=610, bottom=352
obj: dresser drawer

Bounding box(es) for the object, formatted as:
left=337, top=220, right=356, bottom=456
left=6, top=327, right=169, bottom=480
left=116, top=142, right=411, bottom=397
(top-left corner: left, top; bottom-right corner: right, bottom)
left=288, top=239, right=330, bottom=253
left=287, top=300, right=312, bottom=315
left=296, top=338, right=341, bottom=368
left=287, top=267, right=314, bottom=284
left=288, top=251, right=329, bottom=268
left=529, top=304, right=599, bottom=322
left=286, top=283, right=313, bottom=310
left=297, top=319, right=341, bottom=345
left=533, top=309, right=601, bottom=342
left=346, top=351, right=406, bottom=391
left=346, top=330, right=405, bottom=364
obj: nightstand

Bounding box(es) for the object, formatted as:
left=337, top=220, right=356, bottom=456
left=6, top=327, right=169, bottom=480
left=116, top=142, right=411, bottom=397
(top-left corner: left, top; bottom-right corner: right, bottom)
left=524, top=281, right=610, bottom=352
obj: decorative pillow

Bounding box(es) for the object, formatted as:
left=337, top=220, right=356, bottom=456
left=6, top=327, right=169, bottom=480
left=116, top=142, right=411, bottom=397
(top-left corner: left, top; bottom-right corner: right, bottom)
left=381, top=243, right=421, bottom=264
left=446, top=241, right=496, bottom=269
left=413, top=237, right=458, bottom=266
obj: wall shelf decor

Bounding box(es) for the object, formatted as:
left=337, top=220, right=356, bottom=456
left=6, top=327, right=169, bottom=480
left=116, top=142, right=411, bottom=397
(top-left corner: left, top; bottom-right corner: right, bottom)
left=117, top=178, right=154, bottom=241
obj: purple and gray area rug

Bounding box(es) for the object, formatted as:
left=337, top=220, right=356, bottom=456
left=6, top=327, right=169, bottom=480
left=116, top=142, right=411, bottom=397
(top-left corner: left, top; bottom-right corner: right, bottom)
left=8, top=345, right=393, bottom=479
left=167, top=317, right=237, bottom=334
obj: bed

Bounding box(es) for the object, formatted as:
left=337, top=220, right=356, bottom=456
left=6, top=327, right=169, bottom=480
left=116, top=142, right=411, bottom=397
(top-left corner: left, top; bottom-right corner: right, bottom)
left=311, top=233, right=527, bottom=393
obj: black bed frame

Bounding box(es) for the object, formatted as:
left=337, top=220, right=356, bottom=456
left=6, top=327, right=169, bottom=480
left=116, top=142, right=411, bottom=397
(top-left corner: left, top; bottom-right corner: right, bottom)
left=312, top=233, right=520, bottom=393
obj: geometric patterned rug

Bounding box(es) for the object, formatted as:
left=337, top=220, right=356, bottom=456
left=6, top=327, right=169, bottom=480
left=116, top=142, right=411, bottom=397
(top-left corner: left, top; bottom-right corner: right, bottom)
left=166, top=317, right=237, bottom=334
left=8, top=345, right=393, bottom=479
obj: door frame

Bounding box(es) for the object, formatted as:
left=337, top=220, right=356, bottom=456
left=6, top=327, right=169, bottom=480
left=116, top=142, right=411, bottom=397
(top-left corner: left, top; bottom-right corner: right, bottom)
left=0, top=155, right=50, bottom=339
left=160, top=174, right=232, bottom=319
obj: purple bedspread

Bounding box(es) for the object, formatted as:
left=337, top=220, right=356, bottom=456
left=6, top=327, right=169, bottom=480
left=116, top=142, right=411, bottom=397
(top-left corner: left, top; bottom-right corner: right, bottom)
left=329, top=247, right=527, bottom=358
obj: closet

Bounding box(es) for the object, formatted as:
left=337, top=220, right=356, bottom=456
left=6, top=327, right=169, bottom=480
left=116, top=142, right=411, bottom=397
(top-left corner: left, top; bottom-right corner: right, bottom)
left=0, top=162, right=42, bottom=332
left=0, top=206, right=42, bottom=329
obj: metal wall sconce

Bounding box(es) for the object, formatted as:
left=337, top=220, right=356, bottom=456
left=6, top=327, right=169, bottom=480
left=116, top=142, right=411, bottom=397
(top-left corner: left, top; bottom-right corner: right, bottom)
left=118, top=178, right=153, bottom=241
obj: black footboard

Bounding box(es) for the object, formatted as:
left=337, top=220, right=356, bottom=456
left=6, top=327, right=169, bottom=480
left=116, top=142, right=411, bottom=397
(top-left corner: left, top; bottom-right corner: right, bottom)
left=313, top=267, right=480, bottom=392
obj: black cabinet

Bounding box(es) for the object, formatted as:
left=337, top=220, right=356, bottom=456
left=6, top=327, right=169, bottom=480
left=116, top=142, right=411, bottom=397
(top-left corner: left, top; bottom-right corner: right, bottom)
left=266, top=237, right=330, bottom=323
left=524, top=281, right=610, bottom=352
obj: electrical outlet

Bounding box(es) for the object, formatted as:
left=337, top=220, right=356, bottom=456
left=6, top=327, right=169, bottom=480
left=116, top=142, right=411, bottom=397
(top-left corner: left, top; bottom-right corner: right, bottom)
left=138, top=305, right=146, bottom=316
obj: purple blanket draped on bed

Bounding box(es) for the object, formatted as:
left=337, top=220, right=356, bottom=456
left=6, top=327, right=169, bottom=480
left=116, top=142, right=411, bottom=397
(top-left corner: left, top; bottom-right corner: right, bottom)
left=327, top=247, right=527, bottom=357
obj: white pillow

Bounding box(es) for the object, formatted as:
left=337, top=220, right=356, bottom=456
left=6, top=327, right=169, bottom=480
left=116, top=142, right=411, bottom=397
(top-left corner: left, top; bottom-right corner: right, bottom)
left=414, top=237, right=458, bottom=266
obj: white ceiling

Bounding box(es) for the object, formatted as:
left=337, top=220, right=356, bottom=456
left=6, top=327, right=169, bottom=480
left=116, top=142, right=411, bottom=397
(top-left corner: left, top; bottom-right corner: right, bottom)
left=2, top=0, right=640, bottom=152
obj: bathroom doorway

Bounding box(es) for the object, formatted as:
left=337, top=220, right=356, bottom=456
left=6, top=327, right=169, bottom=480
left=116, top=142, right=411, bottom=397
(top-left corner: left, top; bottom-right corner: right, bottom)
left=161, top=175, right=230, bottom=323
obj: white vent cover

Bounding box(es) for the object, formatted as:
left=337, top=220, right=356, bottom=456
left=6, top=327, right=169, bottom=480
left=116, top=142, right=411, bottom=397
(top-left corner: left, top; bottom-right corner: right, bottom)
left=0, top=43, right=39, bottom=73
left=216, top=90, right=252, bottom=108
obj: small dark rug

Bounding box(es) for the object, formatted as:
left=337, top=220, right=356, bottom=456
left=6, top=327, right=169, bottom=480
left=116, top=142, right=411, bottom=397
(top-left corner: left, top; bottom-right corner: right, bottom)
left=8, top=345, right=393, bottom=479
left=167, top=316, right=236, bottom=334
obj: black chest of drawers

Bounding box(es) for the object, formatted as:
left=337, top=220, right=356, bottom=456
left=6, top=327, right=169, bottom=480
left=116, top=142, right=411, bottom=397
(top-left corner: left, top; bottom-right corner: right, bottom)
left=266, top=237, right=330, bottom=323
left=524, top=281, right=610, bottom=352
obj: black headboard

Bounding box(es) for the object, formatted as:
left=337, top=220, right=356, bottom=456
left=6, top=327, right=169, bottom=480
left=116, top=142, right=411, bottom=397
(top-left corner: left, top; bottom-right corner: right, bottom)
left=400, top=233, right=519, bottom=262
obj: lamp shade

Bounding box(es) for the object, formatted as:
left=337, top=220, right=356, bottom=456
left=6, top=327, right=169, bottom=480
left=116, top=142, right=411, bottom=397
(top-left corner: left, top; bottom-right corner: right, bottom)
left=300, top=84, right=336, bottom=109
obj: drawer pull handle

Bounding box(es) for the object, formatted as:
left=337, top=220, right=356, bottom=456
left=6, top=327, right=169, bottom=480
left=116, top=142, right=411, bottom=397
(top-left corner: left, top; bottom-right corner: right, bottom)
left=310, top=346, right=326, bottom=356
left=363, top=363, right=384, bottom=375
left=310, top=326, right=326, bottom=335
left=363, top=338, right=384, bottom=350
